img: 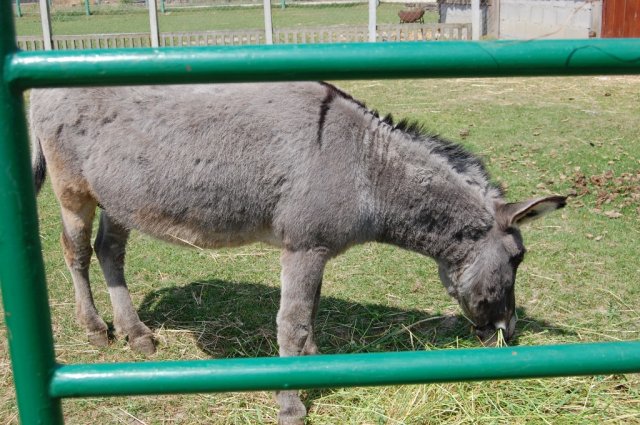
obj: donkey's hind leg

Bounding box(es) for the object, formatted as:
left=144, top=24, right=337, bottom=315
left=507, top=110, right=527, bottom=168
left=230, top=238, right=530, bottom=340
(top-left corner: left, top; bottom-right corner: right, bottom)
left=94, top=211, right=155, bottom=355
left=59, top=200, right=109, bottom=347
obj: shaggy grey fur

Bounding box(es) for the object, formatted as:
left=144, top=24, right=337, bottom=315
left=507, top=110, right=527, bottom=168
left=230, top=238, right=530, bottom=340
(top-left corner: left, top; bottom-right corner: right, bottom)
left=30, top=82, right=565, bottom=424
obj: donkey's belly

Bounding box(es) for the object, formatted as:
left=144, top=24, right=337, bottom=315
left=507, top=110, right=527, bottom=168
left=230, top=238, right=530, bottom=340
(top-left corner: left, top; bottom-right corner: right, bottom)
left=123, top=203, right=280, bottom=249
left=82, top=142, right=283, bottom=249
left=90, top=173, right=282, bottom=250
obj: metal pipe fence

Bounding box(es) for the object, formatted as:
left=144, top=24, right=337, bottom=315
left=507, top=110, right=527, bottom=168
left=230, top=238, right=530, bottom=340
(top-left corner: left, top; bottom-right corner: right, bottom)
left=49, top=343, right=640, bottom=398
left=1, top=0, right=639, bottom=422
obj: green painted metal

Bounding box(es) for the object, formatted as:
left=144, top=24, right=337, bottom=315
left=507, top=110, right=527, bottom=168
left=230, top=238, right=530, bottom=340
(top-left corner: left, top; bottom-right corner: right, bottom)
left=1, top=2, right=640, bottom=422
left=50, top=342, right=640, bottom=398
left=161, top=0, right=165, bottom=14
left=5, top=39, right=640, bottom=90
left=84, top=0, right=91, bottom=16
left=15, top=0, right=21, bottom=17
left=0, top=3, right=63, bottom=424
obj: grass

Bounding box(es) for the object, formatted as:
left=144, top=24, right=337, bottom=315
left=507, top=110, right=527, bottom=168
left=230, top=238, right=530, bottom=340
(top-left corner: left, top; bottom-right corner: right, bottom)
left=14, top=3, right=438, bottom=36
left=1, top=75, right=639, bottom=423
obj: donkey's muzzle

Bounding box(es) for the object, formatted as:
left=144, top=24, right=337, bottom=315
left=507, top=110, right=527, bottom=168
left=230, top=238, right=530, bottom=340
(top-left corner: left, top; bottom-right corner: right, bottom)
left=475, top=315, right=516, bottom=345
left=475, top=324, right=499, bottom=345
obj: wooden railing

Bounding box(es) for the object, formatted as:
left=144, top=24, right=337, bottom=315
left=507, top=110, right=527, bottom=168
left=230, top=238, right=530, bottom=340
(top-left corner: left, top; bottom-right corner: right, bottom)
left=16, top=24, right=471, bottom=51
left=378, top=23, right=471, bottom=41
left=162, top=30, right=266, bottom=46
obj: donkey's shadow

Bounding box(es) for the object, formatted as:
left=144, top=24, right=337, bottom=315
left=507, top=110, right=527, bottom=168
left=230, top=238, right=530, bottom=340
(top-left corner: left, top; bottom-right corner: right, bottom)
left=138, top=279, right=573, bottom=358
left=138, top=279, right=574, bottom=411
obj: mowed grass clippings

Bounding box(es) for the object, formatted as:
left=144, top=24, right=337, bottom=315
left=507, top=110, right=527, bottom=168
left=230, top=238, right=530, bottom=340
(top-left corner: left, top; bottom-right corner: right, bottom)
left=0, top=76, right=638, bottom=424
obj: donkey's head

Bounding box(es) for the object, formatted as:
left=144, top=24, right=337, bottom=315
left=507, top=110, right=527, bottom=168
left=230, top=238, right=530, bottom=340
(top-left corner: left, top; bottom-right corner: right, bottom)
left=438, top=195, right=566, bottom=344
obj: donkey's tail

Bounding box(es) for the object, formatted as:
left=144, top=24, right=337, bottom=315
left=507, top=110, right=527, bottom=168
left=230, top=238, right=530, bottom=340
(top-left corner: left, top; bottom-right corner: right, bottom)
left=32, top=136, right=47, bottom=194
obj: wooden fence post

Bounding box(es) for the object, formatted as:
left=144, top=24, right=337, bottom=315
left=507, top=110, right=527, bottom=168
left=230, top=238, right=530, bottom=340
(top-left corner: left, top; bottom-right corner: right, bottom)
left=368, top=0, right=377, bottom=42
left=38, top=0, right=52, bottom=50
left=148, top=0, right=160, bottom=47
left=263, top=0, right=273, bottom=45
left=471, top=0, right=480, bottom=40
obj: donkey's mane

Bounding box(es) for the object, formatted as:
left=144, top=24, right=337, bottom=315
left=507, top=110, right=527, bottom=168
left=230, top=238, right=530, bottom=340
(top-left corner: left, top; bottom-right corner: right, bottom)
left=321, top=81, right=502, bottom=196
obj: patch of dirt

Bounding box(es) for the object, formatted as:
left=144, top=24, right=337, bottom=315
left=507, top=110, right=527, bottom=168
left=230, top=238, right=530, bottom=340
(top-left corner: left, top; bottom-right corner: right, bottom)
left=572, top=170, right=640, bottom=217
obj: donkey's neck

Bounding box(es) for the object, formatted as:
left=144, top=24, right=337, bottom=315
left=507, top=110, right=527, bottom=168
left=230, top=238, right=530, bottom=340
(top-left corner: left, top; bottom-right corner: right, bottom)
left=367, top=122, right=500, bottom=265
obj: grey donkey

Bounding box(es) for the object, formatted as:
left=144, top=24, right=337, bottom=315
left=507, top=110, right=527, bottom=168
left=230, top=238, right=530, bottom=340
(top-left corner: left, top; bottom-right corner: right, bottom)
left=30, top=82, right=566, bottom=424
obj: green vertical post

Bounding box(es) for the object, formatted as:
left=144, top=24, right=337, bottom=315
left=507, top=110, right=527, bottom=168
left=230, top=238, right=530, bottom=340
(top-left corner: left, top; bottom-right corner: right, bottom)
left=15, top=0, right=22, bottom=17
left=84, top=0, right=90, bottom=15
left=280, top=0, right=285, bottom=9
left=0, top=4, right=63, bottom=425
left=160, top=0, right=165, bottom=14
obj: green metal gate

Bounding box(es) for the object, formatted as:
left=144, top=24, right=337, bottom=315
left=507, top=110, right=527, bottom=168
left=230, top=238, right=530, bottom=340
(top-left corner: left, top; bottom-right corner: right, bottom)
left=1, top=1, right=640, bottom=423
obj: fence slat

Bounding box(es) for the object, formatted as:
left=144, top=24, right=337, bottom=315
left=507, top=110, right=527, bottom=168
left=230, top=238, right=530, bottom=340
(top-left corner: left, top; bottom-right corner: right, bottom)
left=8, top=40, right=640, bottom=90
left=50, top=342, right=640, bottom=398
left=0, top=4, right=63, bottom=423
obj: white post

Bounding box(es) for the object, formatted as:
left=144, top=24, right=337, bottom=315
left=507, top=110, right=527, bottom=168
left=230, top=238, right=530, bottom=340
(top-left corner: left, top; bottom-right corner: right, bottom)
left=368, top=0, right=377, bottom=42
left=148, top=0, right=160, bottom=48
left=471, top=0, right=481, bottom=40
left=38, top=0, right=53, bottom=50
left=263, top=0, right=273, bottom=45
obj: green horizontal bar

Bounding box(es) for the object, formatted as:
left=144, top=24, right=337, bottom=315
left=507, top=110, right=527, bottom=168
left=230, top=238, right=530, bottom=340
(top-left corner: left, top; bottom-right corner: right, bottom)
left=8, top=39, right=640, bottom=90
left=51, top=341, right=640, bottom=398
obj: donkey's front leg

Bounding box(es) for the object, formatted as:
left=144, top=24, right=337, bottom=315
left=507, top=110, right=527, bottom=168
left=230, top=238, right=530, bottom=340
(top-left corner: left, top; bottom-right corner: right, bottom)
left=276, top=247, right=329, bottom=425
left=301, top=280, right=322, bottom=356
left=94, top=211, right=155, bottom=355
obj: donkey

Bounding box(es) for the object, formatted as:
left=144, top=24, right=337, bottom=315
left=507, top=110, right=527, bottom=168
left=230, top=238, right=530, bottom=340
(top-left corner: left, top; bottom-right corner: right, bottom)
left=30, top=82, right=565, bottom=424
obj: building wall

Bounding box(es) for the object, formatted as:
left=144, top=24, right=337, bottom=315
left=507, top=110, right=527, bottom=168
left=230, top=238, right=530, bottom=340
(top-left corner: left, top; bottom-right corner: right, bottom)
left=498, top=0, right=602, bottom=39
left=439, top=2, right=489, bottom=36
left=439, top=0, right=603, bottom=39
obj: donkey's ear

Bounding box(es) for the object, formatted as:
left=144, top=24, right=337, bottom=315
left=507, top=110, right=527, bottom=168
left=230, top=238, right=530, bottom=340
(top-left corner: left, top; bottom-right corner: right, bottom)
left=497, top=195, right=567, bottom=228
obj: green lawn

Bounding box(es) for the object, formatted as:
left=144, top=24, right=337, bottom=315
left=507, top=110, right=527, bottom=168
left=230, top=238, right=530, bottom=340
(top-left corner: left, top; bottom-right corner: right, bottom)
left=2, top=7, right=640, bottom=420
left=0, top=76, right=638, bottom=424
left=14, top=4, right=438, bottom=35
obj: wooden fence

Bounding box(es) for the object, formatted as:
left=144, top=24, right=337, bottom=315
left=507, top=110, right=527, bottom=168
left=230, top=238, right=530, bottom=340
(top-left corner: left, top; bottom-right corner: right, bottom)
left=16, top=24, right=471, bottom=51
left=378, top=23, right=470, bottom=41
left=162, top=29, right=266, bottom=46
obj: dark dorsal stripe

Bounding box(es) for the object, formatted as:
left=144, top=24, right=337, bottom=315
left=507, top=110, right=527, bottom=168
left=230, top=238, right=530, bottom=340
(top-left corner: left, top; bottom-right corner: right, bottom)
left=316, top=85, right=337, bottom=147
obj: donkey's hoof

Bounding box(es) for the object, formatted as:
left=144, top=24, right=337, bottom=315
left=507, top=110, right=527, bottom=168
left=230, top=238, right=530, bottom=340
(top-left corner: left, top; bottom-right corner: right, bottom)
left=277, top=393, right=306, bottom=425
left=129, top=334, right=156, bottom=355
left=302, top=340, right=319, bottom=356
left=278, top=413, right=305, bottom=425
left=87, top=329, right=109, bottom=347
